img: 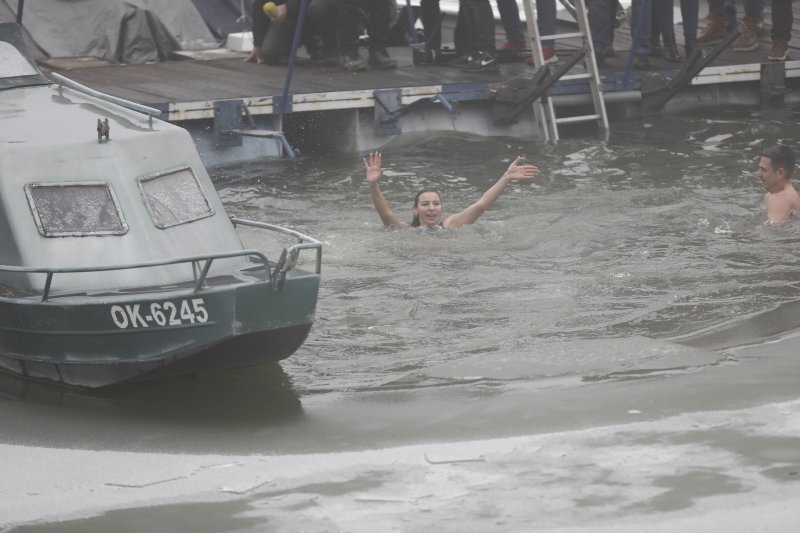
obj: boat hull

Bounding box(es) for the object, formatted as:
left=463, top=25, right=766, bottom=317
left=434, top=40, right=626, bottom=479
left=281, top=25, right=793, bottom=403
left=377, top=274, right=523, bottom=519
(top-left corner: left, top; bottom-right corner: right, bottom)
left=0, top=272, right=319, bottom=388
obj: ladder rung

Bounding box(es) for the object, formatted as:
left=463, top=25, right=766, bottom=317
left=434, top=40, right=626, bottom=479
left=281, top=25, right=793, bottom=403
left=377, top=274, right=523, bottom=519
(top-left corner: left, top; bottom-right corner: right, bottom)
left=561, top=73, right=592, bottom=81
left=539, top=32, right=585, bottom=41
left=230, top=129, right=283, bottom=138
left=555, top=114, right=601, bottom=125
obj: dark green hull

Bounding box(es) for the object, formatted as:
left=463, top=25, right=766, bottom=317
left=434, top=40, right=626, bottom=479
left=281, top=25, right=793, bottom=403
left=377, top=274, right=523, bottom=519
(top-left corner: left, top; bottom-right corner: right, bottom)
left=0, top=271, right=320, bottom=388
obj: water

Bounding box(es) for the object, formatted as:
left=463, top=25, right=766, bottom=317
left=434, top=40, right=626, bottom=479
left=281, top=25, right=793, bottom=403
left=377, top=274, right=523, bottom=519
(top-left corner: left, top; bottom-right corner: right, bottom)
left=4, top=108, right=800, bottom=529
left=217, top=107, right=800, bottom=395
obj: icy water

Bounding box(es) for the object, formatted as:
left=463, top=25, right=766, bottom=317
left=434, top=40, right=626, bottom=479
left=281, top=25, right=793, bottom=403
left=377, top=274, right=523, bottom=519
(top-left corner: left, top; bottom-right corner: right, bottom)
left=3, top=108, right=800, bottom=462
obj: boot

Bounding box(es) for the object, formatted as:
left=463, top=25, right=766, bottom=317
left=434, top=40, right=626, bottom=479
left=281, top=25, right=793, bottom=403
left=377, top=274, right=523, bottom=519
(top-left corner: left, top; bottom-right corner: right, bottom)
left=732, top=16, right=760, bottom=52
left=696, top=12, right=728, bottom=46
left=662, top=34, right=681, bottom=62
left=368, top=48, right=397, bottom=69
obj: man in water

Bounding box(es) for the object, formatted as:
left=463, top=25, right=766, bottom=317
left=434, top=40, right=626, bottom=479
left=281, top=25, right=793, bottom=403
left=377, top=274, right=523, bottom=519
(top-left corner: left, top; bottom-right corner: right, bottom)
left=364, top=151, right=538, bottom=229
left=758, top=144, right=800, bottom=224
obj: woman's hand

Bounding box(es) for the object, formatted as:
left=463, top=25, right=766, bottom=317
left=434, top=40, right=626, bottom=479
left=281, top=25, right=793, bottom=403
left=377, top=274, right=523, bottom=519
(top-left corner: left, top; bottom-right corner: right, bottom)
left=243, top=48, right=263, bottom=64
left=503, top=156, right=539, bottom=182
left=364, top=151, right=384, bottom=184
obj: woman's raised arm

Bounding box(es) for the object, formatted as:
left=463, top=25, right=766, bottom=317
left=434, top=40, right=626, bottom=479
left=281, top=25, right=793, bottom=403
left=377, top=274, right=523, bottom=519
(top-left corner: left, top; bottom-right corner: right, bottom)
left=365, top=151, right=407, bottom=228
left=443, top=156, right=538, bottom=229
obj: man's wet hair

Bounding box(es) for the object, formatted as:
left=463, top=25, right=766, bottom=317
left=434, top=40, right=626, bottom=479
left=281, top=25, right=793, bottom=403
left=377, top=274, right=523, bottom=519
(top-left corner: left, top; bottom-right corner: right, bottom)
left=761, top=145, right=796, bottom=176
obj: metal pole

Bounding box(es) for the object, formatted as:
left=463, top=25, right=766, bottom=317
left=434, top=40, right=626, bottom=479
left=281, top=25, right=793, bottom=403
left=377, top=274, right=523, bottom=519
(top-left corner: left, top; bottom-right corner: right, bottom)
left=280, top=0, right=310, bottom=116
left=16, top=0, right=25, bottom=23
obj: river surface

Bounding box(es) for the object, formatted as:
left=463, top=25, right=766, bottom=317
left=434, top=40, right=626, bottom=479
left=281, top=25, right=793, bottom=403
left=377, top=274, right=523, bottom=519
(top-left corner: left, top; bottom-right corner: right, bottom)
left=3, top=108, right=800, bottom=530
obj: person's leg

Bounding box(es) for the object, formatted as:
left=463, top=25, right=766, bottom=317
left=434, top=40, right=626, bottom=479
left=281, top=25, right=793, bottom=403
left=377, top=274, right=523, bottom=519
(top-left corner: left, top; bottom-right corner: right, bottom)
left=631, top=0, right=652, bottom=68
left=650, top=4, right=661, bottom=57
left=768, top=0, right=792, bottom=60
left=337, top=0, right=367, bottom=70
left=588, top=0, right=611, bottom=63
left=680, top=0, right=699, bottom=54
left=458, top=0, right=498, bottom=71
left=261, top=15, right=294, bottom=63
left=420, top=0, right=442, bottom=50
left=733, top=0, right=764, bottom=51
left=697, top=0, right=729, bottom=45
left=536, top=0, right=557, bottom=49
left=525, top=0, right=557, bottom=64
left=654, top=0, right=680, bottom=61
left=306, top=0, right=339, bottom=65
left=366, top=0, right=398, bottom=67
left=497, top=0, right=526, bottom=48
left=466, top=0, right=495, bottom=55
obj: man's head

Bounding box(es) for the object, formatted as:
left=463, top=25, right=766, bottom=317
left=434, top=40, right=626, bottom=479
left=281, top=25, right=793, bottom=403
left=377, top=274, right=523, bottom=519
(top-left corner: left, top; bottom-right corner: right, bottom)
left=758, top=145, right=796, bottom=192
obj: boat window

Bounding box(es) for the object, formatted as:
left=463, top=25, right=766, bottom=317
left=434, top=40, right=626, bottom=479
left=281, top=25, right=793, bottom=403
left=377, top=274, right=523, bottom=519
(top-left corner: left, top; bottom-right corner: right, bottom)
left=0, top=42, right=38, bottom=78
left=138, top=166, right=214, bottom=229
left=25, top=183, right=128, bottom=237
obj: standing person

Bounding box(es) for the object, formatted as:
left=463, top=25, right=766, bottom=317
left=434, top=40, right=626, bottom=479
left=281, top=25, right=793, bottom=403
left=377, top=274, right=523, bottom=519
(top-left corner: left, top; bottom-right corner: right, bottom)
left=757, top=145, right=800, bottom=224
left=650, top=0, right=682, bottom=62
left=498, top=0, right=558, bottom=64
left=453, top=0, right=500, bottom=72
left=497, top=0, right=527, bottom=51
left=630, top=0, right=654, bottom=69
left=696, top=0, right=764, bottom=52
left=681, top=0, right=700, bottom=55
left=244, top=0, right=338, bottom=66
left=364, top=152, right=539, bottom=229
left=338, top=0, right=397, bottom=71
left=588, top=0, right=612, bottom=65
left=767, top=0, right=793, bottom=60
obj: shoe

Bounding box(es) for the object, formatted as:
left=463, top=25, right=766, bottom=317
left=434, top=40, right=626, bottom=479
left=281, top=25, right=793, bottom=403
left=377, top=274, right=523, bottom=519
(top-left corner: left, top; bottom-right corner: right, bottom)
left=526, top=47, right=557, bottom=65
left=461, top=51, right=499, bottom=72
left=500, top=41, right=525, bottom=51
left=768, top=39, right=789, bottom=61
left=342, top=55, right=367, bottom=72
left=662, top=35, right=682, bottom=62
left=733, top=16, right=760, bottom=52
left=633, top=54, right=650, bottom=70
left=697, top=12, right=728, bottom=46
left=684, top=35, right=697, bottom=57
left=447, top=53, right=474, bottom=67
left=368, top=48, right=397, bottom=69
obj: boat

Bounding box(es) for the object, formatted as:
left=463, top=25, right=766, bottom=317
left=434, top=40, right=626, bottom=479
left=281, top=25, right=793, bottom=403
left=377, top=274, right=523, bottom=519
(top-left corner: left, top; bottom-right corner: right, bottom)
left=0, top=22, right=322, bottom=388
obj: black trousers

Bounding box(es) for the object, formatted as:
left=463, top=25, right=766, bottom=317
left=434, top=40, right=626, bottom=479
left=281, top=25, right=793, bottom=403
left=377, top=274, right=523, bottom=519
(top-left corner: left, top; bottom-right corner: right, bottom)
left=771, top=0, right=793, bottom=41
left=455, top=0, right=495, bottom=55
left=337, top=0, right=395, bottom=56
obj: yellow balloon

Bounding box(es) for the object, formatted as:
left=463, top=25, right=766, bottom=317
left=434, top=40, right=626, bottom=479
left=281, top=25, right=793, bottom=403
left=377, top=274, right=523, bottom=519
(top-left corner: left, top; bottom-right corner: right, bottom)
left=263, top=2, right=278, bottom=19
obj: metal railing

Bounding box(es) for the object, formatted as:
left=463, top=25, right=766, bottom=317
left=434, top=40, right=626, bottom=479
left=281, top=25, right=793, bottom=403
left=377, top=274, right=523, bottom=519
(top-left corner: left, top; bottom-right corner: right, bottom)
left=50, top=72, right=162, bottom=127
left=230, top=217, right=322, bottom=290
left=0, top=218, right=322, bottom=301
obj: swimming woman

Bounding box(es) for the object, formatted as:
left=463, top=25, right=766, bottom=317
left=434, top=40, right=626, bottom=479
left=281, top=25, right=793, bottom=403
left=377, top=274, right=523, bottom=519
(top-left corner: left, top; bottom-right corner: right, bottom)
left=364, top=151, right=539, bottom=229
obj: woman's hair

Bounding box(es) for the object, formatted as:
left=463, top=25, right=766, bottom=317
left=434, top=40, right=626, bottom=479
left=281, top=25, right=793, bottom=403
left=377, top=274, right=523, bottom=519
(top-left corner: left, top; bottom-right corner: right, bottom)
left=411, top=189, right=442, bottom=227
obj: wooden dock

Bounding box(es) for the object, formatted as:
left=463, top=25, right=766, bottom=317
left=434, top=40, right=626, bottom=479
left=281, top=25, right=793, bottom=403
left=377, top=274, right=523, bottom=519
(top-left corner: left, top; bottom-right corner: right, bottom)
left=34, top=3, right=800, bottom=162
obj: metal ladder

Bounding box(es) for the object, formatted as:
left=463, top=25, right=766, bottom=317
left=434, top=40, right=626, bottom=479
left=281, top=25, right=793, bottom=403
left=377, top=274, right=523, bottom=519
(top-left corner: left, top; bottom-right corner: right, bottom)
left=520, top=0, right=609, bottom=142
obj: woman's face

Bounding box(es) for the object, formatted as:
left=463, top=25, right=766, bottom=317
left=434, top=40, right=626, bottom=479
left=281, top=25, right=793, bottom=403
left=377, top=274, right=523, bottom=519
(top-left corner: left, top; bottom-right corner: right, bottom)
left=414, top=191, right=443, bottom=228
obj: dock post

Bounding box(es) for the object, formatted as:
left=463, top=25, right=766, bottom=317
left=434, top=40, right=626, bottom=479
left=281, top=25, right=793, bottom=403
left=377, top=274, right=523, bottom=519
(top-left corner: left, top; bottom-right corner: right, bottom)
left=760, top=62, right=786, bottom=108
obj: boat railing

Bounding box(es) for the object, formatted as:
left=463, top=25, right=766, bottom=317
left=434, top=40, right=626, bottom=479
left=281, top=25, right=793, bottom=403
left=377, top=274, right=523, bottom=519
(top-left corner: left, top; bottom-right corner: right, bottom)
left=0, top=249, right=269, bottom=302
left=230, top=217, right=323, bottom=290
left=50, top=72, right=162, bottom=127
